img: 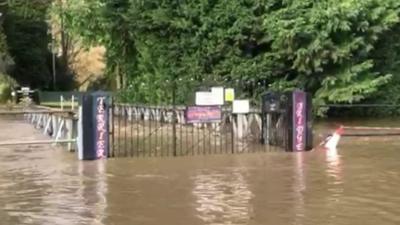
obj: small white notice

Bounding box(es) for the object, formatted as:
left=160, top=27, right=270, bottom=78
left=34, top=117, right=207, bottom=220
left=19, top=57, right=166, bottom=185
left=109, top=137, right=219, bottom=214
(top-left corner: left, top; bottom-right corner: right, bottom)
left=196, top=92, right=216, bottom=106
left=196, top=88, right=225, bottom=106
left=233, top=100, right=250, bottom=114
left=211, top=87, right=224, bottom=105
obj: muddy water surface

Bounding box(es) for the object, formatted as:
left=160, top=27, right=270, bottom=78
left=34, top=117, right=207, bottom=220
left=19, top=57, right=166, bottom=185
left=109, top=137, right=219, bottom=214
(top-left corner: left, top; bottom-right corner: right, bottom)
left=0, top=118, right=400, bottom=225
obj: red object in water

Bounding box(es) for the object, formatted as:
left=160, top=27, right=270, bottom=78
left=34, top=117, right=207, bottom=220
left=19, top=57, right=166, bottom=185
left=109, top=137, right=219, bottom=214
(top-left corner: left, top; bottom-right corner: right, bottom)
left=336, top=125, right=345, bottom=135
left=324, top=125, right=345, bottom=150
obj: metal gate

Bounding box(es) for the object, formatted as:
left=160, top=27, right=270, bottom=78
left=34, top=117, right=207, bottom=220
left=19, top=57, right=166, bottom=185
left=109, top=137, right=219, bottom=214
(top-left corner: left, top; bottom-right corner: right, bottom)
left=109, top=103, right=286, bottom=157
left=262, top=111, right=290, bottom=150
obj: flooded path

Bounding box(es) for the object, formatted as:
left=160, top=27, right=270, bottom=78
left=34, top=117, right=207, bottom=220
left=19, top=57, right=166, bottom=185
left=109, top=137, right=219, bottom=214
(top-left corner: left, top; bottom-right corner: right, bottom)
left=1, top=118, right=400, bottom=225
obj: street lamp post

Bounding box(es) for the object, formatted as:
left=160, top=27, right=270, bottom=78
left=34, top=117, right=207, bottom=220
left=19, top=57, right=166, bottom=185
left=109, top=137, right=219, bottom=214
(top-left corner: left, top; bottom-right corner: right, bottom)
left=52, top=37, right=56, bottom=90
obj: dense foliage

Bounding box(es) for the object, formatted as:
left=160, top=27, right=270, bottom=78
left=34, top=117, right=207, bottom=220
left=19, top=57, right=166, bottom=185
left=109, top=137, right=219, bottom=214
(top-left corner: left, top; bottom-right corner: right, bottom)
left=1, top=0, right=75, bottom=91
left=0, top=1, right=11, bottom=72
left=2, top=0, right=52, bottom=88
left=60, top=0, right=400, bottom=110
left=0, top=1, right=14, bottom=102
left=2, top=0, right=400, bottom=115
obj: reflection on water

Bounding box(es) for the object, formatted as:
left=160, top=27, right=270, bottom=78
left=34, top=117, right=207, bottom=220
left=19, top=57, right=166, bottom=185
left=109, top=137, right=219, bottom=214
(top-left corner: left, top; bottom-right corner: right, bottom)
left=192, top=169, right=254, bottom=225
left=324, top=147, right=344, bottom=223
left=325, top=148, right=343, bottom=185
left=77, top=161, right=107, bottom=225
left=293, top=153, right=305, bottom=225
left=0, top=152, right=107, bottom=225
left=1, top=119, right=400, bottom=225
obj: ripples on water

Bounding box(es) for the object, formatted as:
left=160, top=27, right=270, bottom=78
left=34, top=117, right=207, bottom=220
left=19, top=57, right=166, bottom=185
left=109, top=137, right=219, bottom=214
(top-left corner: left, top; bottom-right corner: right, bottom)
left=0, top=147, right=107, bottom=225
left=192, top=169, right=254, bottom=225
left=1, top=124, right=400, bottom=225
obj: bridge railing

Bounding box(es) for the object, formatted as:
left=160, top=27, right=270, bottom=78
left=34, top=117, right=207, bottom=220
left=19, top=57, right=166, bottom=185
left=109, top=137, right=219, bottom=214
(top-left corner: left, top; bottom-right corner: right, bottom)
left=0, top=109, right=78, bottom=151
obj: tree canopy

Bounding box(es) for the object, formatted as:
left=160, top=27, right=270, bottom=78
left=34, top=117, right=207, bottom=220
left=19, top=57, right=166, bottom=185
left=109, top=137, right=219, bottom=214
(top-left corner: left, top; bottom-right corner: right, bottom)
left=60, top=0, right=400, bottom=109
left=2, top=0, right=400, bottom=115
left=2, top=0, right=52, bottom=88
left=1, top=0, right=75, bottom=90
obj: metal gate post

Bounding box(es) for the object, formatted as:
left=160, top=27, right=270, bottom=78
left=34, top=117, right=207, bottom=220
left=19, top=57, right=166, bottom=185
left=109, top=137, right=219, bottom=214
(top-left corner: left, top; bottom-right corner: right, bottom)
left=261, top=90, right=313, bottom=151
left=172, top=79, right=177, bottom=157
left=110, top=97, right=115, bottom=158
left=288, top=90, right=313, bottom=152
left=78, top=92, right=111, bottom=160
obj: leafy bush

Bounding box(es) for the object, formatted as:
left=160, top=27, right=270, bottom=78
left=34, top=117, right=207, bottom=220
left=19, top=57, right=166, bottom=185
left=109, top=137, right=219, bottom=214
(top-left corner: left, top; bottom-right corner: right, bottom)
left=0, top=74, right=16, bottom=103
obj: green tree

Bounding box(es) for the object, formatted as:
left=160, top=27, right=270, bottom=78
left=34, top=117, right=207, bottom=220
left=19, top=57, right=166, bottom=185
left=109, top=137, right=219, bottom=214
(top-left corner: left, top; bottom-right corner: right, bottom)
left=3, top=0, right=52, bottom=88
left=263, top=0, right=399, bottom=106
left=61, top=0, right=400, bottom=112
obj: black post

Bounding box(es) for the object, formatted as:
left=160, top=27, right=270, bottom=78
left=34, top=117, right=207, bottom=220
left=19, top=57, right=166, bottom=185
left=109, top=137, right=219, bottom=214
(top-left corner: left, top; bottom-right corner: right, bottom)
left=110, top=97, right=115, bottom=157
left=130, top=107, right=134, bottom=157
left=172, top=78, right=177, bottom=157
left=289, top=90, right=313, bottom=152
left=231, top=115, right=235, bottom=154
left=80, top=92, right=110, bottom=160
left=124, top=107, right=127, bottom=157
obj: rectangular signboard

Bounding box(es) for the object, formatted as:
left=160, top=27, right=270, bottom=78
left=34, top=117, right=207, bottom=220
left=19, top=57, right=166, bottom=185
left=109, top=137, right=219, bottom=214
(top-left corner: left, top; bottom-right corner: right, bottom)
left=211, top=87, right=224, bottom=105
left=186, top=106, right=222, bottom=123
left=195, top=89, right=224, bottom=106
left=225, top=88, right=235, bottom=102
left=232, top=100, right=250, bottom=114
left=195, top=92, right=215, bottom=106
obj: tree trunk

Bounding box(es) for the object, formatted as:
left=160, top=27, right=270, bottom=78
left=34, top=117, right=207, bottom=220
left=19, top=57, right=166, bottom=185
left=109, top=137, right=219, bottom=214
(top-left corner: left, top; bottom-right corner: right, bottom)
left=116, top=63, right=121, bottom=90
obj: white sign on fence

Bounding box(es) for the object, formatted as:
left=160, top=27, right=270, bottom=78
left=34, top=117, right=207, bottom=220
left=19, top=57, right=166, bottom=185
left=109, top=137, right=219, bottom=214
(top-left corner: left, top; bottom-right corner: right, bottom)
left=232, top=100, right=250, bottom=114
left=195, top=87, right=224, bottom=106
left=211, top=87, right=224, bottom=105
left=196, top=92, right=216, bottom=105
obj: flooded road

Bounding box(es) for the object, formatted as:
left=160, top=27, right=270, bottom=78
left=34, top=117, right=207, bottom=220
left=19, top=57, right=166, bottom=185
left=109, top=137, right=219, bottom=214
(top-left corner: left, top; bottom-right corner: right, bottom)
left=1, top=118, right=400, bottom=225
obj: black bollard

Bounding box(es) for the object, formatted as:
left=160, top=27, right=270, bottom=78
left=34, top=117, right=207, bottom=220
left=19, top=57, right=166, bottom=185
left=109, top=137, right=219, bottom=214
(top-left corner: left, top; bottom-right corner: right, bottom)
left=287, top=90, right=313, bottom=152
left=79, top=92, right=110, bottom=160
left=261, top=90, right=313, bottom=151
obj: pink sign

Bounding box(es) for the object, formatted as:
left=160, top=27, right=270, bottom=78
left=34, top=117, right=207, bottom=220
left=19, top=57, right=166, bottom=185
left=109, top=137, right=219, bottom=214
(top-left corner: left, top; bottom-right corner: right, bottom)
left=186, top=106, right=222, bottom=123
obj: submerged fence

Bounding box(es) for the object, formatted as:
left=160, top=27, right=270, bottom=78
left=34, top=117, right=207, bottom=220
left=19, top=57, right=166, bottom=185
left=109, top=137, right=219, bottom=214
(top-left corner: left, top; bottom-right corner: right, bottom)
left=2, top=91, right=313, bottom=159
left=109, top=104, right=286, bottom=157
left=9, top=89, right=400, bottom=160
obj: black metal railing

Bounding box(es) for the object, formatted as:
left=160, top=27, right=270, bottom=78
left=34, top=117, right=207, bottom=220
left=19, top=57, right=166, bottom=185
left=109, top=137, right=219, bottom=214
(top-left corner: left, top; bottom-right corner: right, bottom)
left=109, top=103, right=285, bottom=157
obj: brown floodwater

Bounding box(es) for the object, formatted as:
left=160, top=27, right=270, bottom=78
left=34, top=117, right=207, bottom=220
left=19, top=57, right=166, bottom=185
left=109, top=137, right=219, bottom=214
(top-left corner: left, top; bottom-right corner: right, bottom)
left=1, top=118, right=400, bottom=225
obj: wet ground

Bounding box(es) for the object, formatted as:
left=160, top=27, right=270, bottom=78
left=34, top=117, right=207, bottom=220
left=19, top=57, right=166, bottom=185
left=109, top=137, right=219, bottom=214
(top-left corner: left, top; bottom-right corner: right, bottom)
left=0, top=118, right=400, bottom=225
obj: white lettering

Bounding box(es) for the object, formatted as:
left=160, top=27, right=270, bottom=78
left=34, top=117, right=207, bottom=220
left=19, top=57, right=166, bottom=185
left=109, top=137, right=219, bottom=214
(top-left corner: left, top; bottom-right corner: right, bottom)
left=96, top=97, right=107, bottom=159
left=295, top=101, right=305, bottom=151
